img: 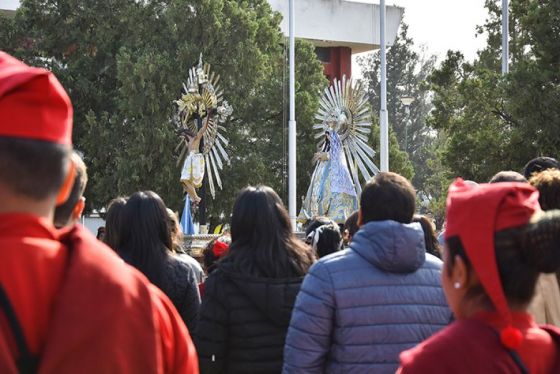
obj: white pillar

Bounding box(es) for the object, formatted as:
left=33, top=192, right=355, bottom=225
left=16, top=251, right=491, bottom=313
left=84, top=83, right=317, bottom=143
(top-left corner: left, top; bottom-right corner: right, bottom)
left=288, top=0, right=297, bottom=230
left=502, top=0, right=509, bottom=74
left=379, top=0, right=389, bottom=171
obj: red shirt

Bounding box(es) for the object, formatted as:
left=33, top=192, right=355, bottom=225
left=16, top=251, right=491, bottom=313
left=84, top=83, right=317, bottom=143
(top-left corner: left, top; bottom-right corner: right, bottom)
left=0, top=213, right=198, bottom=373
left=399, top=311, right=560, bottom=373
left=0, top=214, right=67, bottom=357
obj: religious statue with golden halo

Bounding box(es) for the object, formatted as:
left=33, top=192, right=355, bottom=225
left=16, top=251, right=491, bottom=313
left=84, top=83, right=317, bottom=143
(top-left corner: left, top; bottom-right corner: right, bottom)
left=299, top=76, right=379, bottom=224
left=175, top=55, right=233, bottom=204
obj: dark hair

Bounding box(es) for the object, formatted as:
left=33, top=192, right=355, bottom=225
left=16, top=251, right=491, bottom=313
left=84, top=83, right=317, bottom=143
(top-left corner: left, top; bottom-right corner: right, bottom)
left=306, top=222, right=342, bottom=258
left=54, top=151, right=88, bottom=227
left=529, top=169, right=560, bottom=211
left=166, top=208, right=184, bottom=253
left=203, top=238, right=219, bottom=273
left=489, top=171, right=527, bottom=184
left=344, top=210, right=360, bottom=238
left=523, top=157, right=559, bottom=179
left=0, top=137, right=69, bottom=200
left=304, top=216, right=332, bottom=237
left=203, top=235, right=231, bottom=274
left=103, top=197, right=127, bottom=251
left=118, top=191, right=172, bottom=286
left=96, top=227, right=105, bottom=240
left=360, top=172, right=416, bottom=224
left=227, top=185, right=315, bottom=278
left=446, top=210, right=560, bottom=307
left=413, top=214, right=441, bottom=259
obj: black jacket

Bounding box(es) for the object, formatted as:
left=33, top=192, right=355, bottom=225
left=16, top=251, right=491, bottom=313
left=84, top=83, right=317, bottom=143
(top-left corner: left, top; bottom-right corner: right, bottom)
left=194, top=261, right=304, bottom=373
left=160, top=256, right=201, bottom=332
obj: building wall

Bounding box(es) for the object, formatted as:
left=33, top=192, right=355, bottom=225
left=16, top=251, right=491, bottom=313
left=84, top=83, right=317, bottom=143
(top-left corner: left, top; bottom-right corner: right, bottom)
left=268, top=0, right=403, bottom=53
left=321, top=46, right=352, bottom=82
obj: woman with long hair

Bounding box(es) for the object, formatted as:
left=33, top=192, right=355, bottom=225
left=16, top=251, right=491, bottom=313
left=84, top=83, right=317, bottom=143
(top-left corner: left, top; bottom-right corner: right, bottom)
left=195, top=185, right=315, bottom=373
left=117, top=191, right=200, bottom=331
left=398, top=180, right=560, bottom=373
left=167, top=208, right=204, bottom=284
left=103, top=196, right=127, bottom=251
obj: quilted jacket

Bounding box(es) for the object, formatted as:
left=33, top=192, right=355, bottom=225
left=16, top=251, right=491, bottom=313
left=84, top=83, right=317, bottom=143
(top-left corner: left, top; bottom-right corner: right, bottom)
left=194, top=260, right=304, bottom=373
left=283, top=220, right=452, bottom=374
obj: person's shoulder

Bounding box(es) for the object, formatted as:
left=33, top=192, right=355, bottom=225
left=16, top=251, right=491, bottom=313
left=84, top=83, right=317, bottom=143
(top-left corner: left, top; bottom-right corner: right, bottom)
left=303, top=249, right=361, bottom=283
left=167, top=255, right=193, bottom=274
left=423, top=253, right=444, bottom=269
left=541, top=323, right=560, bottom=340
left=201, top=267, right=227, bottom=290
left=400, top=319, right=493, bottom=372
left=314, top=248, right=355, bottom=268
left=399, top=321, right=468, bottom=371
left=61, top=224, right=155, bottom=295
left=176, top=253, right=203, bottom=271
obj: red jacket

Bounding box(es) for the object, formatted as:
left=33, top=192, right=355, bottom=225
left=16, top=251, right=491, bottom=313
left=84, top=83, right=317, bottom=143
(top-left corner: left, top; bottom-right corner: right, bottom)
left=399, top=311, right=560, bottom=373
left=0, top=213, right=198, bottom=373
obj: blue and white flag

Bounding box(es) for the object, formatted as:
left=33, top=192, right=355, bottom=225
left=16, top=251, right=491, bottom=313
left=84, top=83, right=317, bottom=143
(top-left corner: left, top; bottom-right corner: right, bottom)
left=180, top=196, right=196, bottom=235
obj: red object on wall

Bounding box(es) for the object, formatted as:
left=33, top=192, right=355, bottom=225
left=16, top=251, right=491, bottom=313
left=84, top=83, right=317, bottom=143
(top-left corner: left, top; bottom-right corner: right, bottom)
left=319, top=47, right=352, bottom=82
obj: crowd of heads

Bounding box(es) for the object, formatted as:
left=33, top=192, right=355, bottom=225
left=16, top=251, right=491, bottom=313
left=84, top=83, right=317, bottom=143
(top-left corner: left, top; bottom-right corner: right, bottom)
left=3, top=51, right=560, bottom=372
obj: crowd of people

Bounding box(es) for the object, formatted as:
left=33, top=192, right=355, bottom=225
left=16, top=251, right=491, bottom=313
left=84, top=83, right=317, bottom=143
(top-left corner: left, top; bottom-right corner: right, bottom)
left=2, top=51, right=560, bottom=373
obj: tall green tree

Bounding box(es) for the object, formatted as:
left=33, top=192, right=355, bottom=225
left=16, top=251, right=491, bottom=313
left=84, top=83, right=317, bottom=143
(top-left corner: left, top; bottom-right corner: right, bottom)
left=429, top=0, right=560, bottom=184
left=1, top=0, right=326, bottom=223
left=359, top=22, right=436, bottom=191
left=424, top=0, right=559, bottom=224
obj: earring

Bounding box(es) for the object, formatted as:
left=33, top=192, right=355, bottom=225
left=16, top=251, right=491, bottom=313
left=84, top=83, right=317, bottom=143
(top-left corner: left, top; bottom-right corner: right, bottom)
left=454, top=282, right=461, bottom=289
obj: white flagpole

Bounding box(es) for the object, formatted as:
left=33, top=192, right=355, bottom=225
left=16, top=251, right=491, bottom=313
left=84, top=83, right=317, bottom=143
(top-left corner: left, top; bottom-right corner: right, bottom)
left=379, top=0, right=389, bottom=171
left=288, top=0, right=297, bottom=230
left=502, top=0, right=509, bottom=75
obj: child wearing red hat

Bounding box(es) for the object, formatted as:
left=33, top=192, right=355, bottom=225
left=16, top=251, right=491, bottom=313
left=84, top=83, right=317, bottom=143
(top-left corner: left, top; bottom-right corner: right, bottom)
left=398, top=179, right=560, bottom=373
left=0, top=51, right=198, bottom=373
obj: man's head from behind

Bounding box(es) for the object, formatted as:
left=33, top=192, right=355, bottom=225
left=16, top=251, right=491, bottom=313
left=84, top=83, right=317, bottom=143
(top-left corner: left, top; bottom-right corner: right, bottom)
left=523, top=156, right=559, bottom=179
left=0, top=52, right=73, bottom=216
left=360, top=172, right=416, bottom=225
left=529, top=168, right=560, bottom=211
left=54, top=151, right=87, bottom=228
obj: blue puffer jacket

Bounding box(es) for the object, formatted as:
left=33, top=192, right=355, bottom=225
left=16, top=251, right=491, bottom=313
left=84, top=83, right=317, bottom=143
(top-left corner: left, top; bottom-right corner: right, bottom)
left=283, top=220, right=452, bottom=374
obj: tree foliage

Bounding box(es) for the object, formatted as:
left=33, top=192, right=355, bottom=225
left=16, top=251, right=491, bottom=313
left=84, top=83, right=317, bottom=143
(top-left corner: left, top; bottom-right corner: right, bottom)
left=359, top=23, right=436, bottom=191
left=422, top=0, right=560, bottom=225
left=429, top=0, right=560, bottom=184
left=1, top=0, right=326, bottom=223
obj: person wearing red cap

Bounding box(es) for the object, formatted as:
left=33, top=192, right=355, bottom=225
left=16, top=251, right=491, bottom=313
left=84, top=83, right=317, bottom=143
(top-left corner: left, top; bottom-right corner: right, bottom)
left=398, top=179, right=560, bottom=373
left=0, top=51, right=198, bottom=373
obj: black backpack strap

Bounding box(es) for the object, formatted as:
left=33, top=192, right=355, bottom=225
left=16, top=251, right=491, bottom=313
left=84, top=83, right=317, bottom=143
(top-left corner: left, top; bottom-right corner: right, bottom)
left=487, top=326, right=529, bottom=374
left=0, top=285, right=39, bottom=374
left=506, top=349, right=529, bottom=374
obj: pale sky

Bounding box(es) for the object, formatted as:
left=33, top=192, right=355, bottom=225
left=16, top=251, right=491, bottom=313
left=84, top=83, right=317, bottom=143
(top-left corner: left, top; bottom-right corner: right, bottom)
left=390, top=0, right=488, bottom=61
left=351, top=0, right=489, bottom=75
left=4, top=0, right=19, bottom=10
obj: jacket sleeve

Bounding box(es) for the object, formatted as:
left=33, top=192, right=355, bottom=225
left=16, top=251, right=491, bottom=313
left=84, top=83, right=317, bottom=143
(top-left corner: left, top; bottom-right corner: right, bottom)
left=179, top=268, right=202, bottom=333
left=283, top=261, right=335, bottom=373
left=150, top=285, right=199, bottom=374
left=193, top=273, right=228, bottom=374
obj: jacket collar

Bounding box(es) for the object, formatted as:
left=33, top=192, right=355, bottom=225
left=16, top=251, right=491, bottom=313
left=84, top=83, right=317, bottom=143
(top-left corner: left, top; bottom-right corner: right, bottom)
left=0, top=213, right=58, bottom=240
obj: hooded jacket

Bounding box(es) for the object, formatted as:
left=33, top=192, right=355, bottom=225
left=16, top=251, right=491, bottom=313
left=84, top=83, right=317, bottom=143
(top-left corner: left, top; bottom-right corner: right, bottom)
left=194, top=260, right=304, bottom=373
left=283, top=220, right=452, bottom=374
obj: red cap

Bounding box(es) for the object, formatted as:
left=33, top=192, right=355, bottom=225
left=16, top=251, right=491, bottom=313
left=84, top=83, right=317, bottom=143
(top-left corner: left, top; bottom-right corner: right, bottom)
left=445, top=178, right=540, bottom=349
left=212, top=236, right=230, bottom=258
left=0, top=51, right=72, bottom=145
